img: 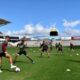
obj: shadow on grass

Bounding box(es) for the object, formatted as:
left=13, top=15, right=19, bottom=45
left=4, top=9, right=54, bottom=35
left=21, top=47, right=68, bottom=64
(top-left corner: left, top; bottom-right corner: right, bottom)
left=15, top=60, right=27, bottom=63
left=1, top=68, right=16, bottom=72
left=66, top=59, right=80, bottom=63
left=14, top=60, right=33, bottom=64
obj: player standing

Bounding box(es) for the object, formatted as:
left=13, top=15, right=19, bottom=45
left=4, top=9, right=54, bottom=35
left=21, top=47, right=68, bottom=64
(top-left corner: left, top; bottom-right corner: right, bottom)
left=57, top=42, right=63, bottom=54
left=48, top=40, right=53, bottom=52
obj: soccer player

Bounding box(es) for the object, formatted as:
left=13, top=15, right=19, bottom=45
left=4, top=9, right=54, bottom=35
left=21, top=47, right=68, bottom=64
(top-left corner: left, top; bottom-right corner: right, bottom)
left=0, top=36, right=17, bottom=73
left=57, top=42, right=63, bottom=54
left=70, top=42, right=74, bottom=52
left=13, top=37, right=35, bottom=64
left=40, top=41, right=49, bottom=58
left=55, top=43, right=58, bottom=49
left=48, top=40, right=53, bottom=52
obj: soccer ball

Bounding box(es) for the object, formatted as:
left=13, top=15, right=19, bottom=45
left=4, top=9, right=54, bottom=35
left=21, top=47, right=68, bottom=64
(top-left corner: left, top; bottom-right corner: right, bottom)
left=15, top=67, right=20, bottom=72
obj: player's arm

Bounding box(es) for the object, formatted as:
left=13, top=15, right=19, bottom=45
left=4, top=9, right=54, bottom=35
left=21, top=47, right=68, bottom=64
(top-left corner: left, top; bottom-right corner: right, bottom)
left=9, top=41, right=21, bottom=47
left=24, top=43, right=28, bottom=48
left=40, top=44, right=43, bottom=48
left=8, top=42, right=17, bottom=47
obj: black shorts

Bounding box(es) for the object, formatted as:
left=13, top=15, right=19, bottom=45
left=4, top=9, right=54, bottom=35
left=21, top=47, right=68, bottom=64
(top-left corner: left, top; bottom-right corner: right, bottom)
left=58, top=48, right=62, bottom=51
left=42, top=49, right=48, bottom=52
left=0, top=51, right=6, bottom=57
left=17, top=51, right=27, bottom=55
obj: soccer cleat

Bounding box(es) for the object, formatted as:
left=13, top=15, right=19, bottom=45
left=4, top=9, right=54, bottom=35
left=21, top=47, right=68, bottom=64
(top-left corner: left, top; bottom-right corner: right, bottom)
left=11, top=65, right=17, bottom=69
left=0, top=70, right=3, bottom=73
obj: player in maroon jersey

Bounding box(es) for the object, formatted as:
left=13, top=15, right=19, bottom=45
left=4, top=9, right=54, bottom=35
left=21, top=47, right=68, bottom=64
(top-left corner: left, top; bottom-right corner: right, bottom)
left=0, top=36, right=17, bottom=73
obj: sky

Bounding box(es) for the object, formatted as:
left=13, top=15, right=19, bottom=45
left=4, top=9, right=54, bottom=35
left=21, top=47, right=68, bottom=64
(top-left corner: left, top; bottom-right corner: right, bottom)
left=0, top=0, right=80, bottom=38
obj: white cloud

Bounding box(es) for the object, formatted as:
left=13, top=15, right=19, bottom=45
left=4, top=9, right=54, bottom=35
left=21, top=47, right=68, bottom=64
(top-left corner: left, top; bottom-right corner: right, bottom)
left=3, top=23, right=57, bottom=38
left=23, top=23, right=50, bottom=35
left=4, top=21, right=80, bottom=37
left=63, top=19, right=80, bottom=27
left=35, top=24, right=44, bottom=33
left=35, top=23, right=50, bottom=34
left=5, top=31, right=12, bottom=35
left=61, top=19, right=80, bottom=36
left=24, top=24, right=34, bottom=34
left=63, top=28, right=80, bottom=36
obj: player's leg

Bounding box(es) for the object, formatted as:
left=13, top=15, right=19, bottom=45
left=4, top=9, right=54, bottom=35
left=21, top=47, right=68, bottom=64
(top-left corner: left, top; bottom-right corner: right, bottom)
left=13, top=53, right=19, bottom=64
left=57, top=48, right=61, bottom=55
left=40, top=50, right=43, bottom=57
left=46, top=50, right=50, bottom=58
left=0, top=57, right=2, bottom=72
left=5, top=52, right=17, bottom=69
left=70, top=46, right=74, bottom=52
left=24, top=51, right=35, bottom=63
left=72, top=47, right=74, bottom=52
left=56, top=48, right=58, bottom=56
left=41, top=50, right=45, bottom=57
left=57, top=48, right=59, bottom=53
left=50, top=46, right=52, bottom=52
left=70, top=46, right=72, bottom=51
left=60, top=49, right=63, bottom=54
left=25, top=55, right=35, bottom=63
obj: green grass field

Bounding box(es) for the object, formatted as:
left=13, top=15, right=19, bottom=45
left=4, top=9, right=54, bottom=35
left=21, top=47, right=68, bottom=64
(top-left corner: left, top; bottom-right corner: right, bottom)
left=0, top=46, right=80, bottom=80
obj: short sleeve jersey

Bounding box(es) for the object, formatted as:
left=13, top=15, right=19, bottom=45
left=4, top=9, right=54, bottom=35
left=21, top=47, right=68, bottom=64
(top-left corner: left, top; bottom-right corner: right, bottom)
left=17, top=43, right=26, bottom=52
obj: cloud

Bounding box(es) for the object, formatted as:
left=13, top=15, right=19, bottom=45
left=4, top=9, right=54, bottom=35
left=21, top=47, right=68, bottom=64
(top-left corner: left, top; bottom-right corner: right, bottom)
left=4, top=21, right=80, bottom=37
left=61, top=19, right=80, bottom=36
left=63, top=19, right=80, bottom=27
left=3, top=23, right=57, bottom=38
left=63, top=28, right=80, bottom=36
left=35, top=23, right=50, bottom=34
left=24, top=24, right=34, bottom=34
left=24, top=23, right=51, bottom=35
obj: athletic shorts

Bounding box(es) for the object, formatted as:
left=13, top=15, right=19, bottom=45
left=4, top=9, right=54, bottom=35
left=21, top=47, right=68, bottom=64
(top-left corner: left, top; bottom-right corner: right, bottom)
left=42, top=49, right=48, bottom=52
left=17, top=51, right=27, bottom=55
left=58, top=48, right=62, bottom=51
left=0, top=51, right=6, bottom=57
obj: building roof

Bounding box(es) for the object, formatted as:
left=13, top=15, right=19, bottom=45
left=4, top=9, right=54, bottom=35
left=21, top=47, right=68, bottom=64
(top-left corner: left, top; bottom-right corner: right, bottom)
left=0, top=18, right=11, bottom=26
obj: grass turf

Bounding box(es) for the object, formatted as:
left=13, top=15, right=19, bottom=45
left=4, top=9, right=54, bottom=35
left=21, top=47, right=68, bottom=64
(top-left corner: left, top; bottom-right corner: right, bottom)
left=0, top=47, right=80, bottom=80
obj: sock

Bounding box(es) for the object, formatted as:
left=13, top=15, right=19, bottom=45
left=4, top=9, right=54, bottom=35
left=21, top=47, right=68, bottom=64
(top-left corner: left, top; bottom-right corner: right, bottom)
left=11, top=64, right=13, bottom=67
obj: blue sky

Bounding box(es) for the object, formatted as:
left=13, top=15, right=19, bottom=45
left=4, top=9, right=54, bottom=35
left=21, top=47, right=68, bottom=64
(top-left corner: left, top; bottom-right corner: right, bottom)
left=0, top=0, right=80, bottom=37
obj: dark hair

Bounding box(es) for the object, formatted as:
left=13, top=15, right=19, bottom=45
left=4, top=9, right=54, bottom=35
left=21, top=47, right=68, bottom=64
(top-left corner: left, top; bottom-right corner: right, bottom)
left=5, top=36, right=10, bottom=39
left=21, top=37, right=26, bottom=41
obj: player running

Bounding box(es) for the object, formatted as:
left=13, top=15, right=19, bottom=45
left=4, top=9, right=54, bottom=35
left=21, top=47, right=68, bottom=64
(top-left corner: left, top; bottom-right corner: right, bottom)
left=57, top=42, right=63, bottom=54
left=48, top=40, right=53, bottom=52
left=0, top=36, right=17, bottom=73
left=13, top=37, right=35, bottom=64
left=55, top=43, right=58, bottom=49
left=40, top=41, right=50, bottom=58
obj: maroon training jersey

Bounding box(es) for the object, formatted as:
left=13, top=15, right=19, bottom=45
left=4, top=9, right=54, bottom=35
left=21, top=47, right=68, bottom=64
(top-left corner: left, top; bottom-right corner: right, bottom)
left=2, top=41, right=8, bottom=52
